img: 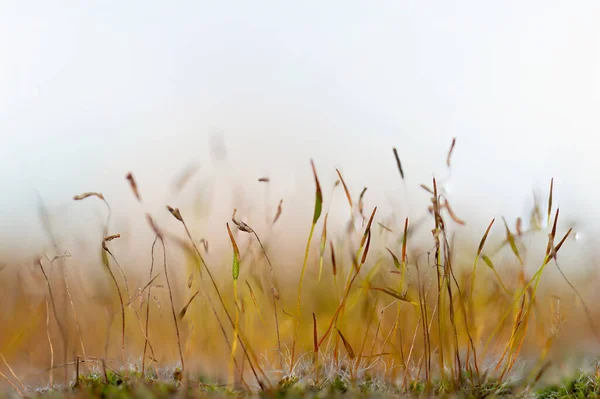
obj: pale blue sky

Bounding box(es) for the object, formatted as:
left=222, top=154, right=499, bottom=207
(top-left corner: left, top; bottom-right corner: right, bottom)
left=1, top=1, right=599, bottom=256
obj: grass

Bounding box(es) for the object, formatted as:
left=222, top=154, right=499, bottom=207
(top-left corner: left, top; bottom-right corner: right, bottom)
left=1, top=139, right=600, bottom=397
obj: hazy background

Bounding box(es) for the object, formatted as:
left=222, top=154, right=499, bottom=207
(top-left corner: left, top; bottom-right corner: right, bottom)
left=1, top=1, right=599, bottom=263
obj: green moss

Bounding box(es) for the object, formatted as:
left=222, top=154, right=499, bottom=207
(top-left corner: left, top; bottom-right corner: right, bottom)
left=536, top=372, right=600, bottom=399
left=20, top=369, right=600, bottom=398
left=330, top=377, right=348, bottom=393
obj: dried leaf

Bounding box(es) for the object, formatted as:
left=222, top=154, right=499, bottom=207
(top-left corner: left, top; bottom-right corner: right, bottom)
left=336, top=328, right=355, bottom=359
left=179, top=291, right=200, bottom=319
left=125, top=172, right=141, bottom=202
left=272, top=199, right=283, bottom=226
left=553, top=227, right=571, bottom=253
left=402, top=217, right=409, bottom=267
left=358, top=187, right=367, bottom=219
left=393, top=147, right=404, bottom=179
left=360, top=207, right=377, bottom=249
left=386, top=248, right=401, bottom=269
left=330, top=241, right=337, bottom=276
left=361, top=230, right=372, bottom=265
left=335, top=169, right=353, bottom=208
left=477, top=218, right=495, bottom=256
left=546, top=208, right=560, bottom=258
left=420, top=184, right=434, bottom=195
left=378, top=222, right=393, bottom=233
left=545, top=227, right=572, bottom=265
left=310, top=159, right=323, bottom=224
left=443, top=199, right=466, bottom=225
left=370, top=287, right=417, bottom=305
left=447, top=137, right=457, bottom=168
left=502, top=217, right=523, bottom=264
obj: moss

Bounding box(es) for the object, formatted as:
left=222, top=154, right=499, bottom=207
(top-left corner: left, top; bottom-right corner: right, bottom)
left=536, top=372, right=600, bottom=399
left=330, top=377, right=348, bottom=394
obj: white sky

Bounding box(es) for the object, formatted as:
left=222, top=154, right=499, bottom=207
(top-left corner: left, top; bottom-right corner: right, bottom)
left=1, top=2, right=599, bottom=258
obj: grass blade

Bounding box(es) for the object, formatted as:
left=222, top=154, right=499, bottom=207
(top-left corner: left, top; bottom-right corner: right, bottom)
left=311, top=159, right=323, bottom=224
left=336, top=328, right=356, bottom=359
left=330, top=241, right=337, bottom=276
left=318, top=213, right=329, bottom=282
left=386, top=248, right=401, bottom=269
left=370, top=287, right=417, bottom=306
left=478, top=218, right=495, bottom=257
left=447, top=137, right=457, bottom=168
left=358, top=187, right=368, bottom=221
left=291, top=159, right=323, bottom=369
left=545, top=208, right=559, bottom=259
left=179, top=291, right=200, bottom=320
left=393, top=147, right=405, bottom=179
left=245, top=281, right=266, bottom=325
left=335, top=169, right=353, bottom=208
left=547, top=178, right=554, bottom=227
left=272, top=199, right=283, bottom=226
left=313, top=313, right=319, bottom=353
left=125, top=172, right=142, bottom=202
left=226, top=222, right=242, bottom=385
left=502, top=217, right=523, bottom=265
left=226, top=223, right=241, bottom=281
left=443, top=199, right=466, bottom=225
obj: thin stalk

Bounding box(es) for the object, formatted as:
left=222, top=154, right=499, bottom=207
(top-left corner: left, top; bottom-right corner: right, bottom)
left=101, top=243, right=126, bottom=361
left=0, top=354, right=24, bottom=392
left=291, top=221, right=317, bottom=369
left=61, top=266, right=86, bottom=360
left=162, top=210, right=266, bottom=390
left=142, top=236, right=158, bottom=377
left=45, top=294, right=54, bottom=387
left=104, top=240, right=157, bottom=369
left=0, top=371, right=23, bottom=397
left=204, top=291, right=250, bottom=391
left=159, top=236, right=185, bottom=372
left=245, top=226, right=282, bottom=371
left=229, top=279, right=240, bottom=386
left=291, top=159, right=323, bottom=369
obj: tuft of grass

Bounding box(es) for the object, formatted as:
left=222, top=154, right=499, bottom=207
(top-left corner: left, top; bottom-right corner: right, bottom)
left=536, top=371, right=600, bottom=399
left=4, top=144, right=600, bottom=399
left=291, top=159, right=323, bottom=372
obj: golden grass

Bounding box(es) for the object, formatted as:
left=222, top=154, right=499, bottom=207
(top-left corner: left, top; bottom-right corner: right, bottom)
left=0, top=141, right=599, bottom=397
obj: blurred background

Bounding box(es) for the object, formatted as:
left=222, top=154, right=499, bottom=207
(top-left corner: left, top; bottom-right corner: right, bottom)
left=1, top=1, right=599, bottom=263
